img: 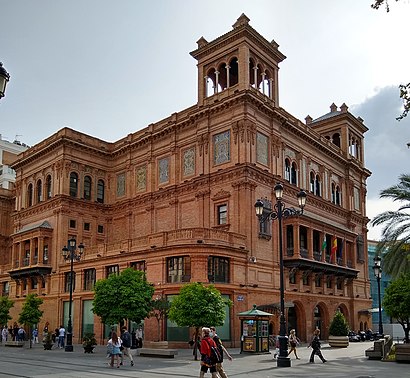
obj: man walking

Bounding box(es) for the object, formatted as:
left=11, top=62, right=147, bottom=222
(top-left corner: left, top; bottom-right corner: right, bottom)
left=210, top=326, right=232, bottom=378
left=120, top=326, right=134, bottom=366
left=308, top=328, right=327, bottom=363
left=199, top=327, right=218, bottom=378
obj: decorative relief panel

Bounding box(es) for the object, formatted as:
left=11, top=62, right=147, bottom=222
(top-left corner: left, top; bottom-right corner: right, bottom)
left=183, top=147, right=195, bottom=177
left=158, top=157, right=169, bottom=184
left=116, top=173, right=126, bottom=197
left=256, top=132, right=268, bottom=165
left=213, top=130, right=230, bottom=165
left=136, top=166, right=147, bottom=191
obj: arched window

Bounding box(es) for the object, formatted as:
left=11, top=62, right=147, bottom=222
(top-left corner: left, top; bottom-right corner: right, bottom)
left=27, top=183, right=33, bottom=207
left=284, top=159, right=291, bottom=182
left=97, top=179, right=105, bottom=203
left=331, top=183, right=336, bottom=204
left=228, top=58, right=238, bottom=86
left=291, top=163, right=297, bottom=185
left=83, top=175, right=92, bottom=200
left=69, top=172, right=78, bottom=197
left=332, top=133, right=341, bottom=148
left=315, top=175, right=321, bottom=197
left=36, top=179, right=42, bottom=203
left=310, top=172, right=315, bottom=193
left=46, top=175, right=52, bottom=199
left=336, top=186, right=341, bottom=205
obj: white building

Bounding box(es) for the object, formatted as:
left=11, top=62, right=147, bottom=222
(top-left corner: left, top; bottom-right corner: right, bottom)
left=0, top=135, right=29, bottom=189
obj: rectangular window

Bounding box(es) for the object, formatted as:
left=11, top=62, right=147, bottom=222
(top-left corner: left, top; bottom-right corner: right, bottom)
left=84, top=268, right=96, bottom=291
left=258, top=199, right=272, bottom=238
left=82, top=300, right=94, bottom=338
left=289, top=271, right=296, bottom=284
left=116, top=173, right=126, bottom=197
left=43, top=245, right=49, bottom=262
left=130, top=261, right=146, bottom=272
left=208, top=256, right=229, bottom=283
left=2, top=282, right=9, bottom=296
left=182, top=147, right=195, bottom=177
left=217, top=204, right=227, bottom=225
left=84, top=222, right=90, bottom=231
left=167, top=256, right=191, bottom=283
left=315, top=275, right=322, bottom=288
left=354, top=187, right=360, bottom=210
left=98, top=225, right=104, bottom=234
left=158, top=157, right=170, bottom=184
left=326, top=276, right=332, bottom=289
left=302, top=274, right=310, bottom=286
left=69, top=219, right=76, bottom=228
left=65, top=272, right=76, bottom=292
left=31, top=277, right=38, bottom=289
left=106, top=265, right=119, bottom=277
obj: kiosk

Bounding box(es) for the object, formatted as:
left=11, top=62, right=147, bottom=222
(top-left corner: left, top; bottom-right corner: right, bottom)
left=238, top=304, right=272, bottom=353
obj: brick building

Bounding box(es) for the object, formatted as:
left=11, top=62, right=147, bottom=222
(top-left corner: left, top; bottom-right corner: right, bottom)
left=2, top=15, right=372, bottom=347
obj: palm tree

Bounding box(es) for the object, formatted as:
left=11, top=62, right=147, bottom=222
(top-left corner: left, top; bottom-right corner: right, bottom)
left=370, top=174, right=410, bottom=278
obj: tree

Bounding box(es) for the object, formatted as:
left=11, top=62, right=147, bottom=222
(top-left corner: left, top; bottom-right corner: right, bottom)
left=149, top=296, right=171, bottom=342
left=168, top=282, right=232, bottom=360
left=0, top=296, right=14, bottom=326
left=18, top=294, right=43, bottom=348
left=371, top=1, right=409, bottom=120
left=92, top=268, right=154, bottom=326
left=329, top=311, right=349, bottom=336
left=370, top=174, right=410, bottom=278
left=383, top=274, right=410, bottom=343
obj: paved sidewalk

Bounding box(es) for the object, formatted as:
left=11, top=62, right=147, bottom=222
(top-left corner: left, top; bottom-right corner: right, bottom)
left=0, top=340, right=408, bottom=377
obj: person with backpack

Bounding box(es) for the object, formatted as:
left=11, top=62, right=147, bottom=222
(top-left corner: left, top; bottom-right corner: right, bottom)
left=210, top=326, right=232, bottom=378
left=120, top=326, right=134, bottom=366
left=199, top=327, right=218, bottom=378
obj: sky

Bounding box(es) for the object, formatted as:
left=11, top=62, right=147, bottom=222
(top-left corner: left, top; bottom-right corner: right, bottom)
left=1, top=0, right=409, bottom=240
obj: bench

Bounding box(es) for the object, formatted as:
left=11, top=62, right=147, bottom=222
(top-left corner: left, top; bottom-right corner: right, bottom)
left=395, top=343, right=410, bottom=362
left=137, top=348, right=178, bottom=358
left=4, top=341, right=25, bottom=347
left=365, top=339, right=384, bottom=360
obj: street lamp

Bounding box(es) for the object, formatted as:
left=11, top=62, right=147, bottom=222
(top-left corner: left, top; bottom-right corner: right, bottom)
left=0, top=62, right=10, bottom=100
left=373, top=255, right=384, bottom=337
left=255, top=183, right=307, bottom=368
left=62, top=238, right=84, bottom=352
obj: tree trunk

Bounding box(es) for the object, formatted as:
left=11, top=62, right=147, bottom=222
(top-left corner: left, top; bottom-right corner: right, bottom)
left=193, top=327, right=199, bottom=361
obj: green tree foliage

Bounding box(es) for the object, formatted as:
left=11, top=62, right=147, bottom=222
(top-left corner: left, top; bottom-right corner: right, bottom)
left=149, top=296, right=171, bottom=341
left=371, top=1, right=409, bottom=120
left=371, top=174, right=410, bottom=278
left=18, top=294, right=44, bottom=348
left=0, top=296, right=14, bottom=326
left=92, top=268, right=154, bottom=325
left=168, top=282, right=232, bottom=360
left=329, top=311, right=349, bottom=336
left=383, top=274, right=410, bottom=343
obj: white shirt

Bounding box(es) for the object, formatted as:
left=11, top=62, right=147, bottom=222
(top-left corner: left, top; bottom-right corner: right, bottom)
left=59, top=327, right=66, bottom=337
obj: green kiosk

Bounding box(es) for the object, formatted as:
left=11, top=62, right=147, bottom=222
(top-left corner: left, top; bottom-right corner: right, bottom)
left=238, top=304, right=272, bottom=353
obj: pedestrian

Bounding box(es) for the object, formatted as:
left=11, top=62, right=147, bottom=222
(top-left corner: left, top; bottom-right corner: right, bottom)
left=18, top=326, right=26, bottom=341
left=107, top=331, right=122, bottom=368
left=287, top=329, right=300, bottom=359
left=32, top=328, right=39, bottom=344
left=135, top=326, right=143, bottom=348
left=2, top=325, right=8, bottom=342
left=199, top=327, right=218, bottom=378
left=308, top=328, right=327, bottom=363
left=58, top=325, right=66, bottom=349
left=13, top=323, right=19, bottom=341
left=120, top=326, right=134, bottom=366
left=273, top=335, right=280, bottom=359
left=210, top=326, right=232, bottom=378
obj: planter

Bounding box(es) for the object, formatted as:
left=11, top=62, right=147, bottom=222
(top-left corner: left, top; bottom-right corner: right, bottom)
left=328, top=335, right=349, bottom=348
left=83, top=345, right=95, bottom=353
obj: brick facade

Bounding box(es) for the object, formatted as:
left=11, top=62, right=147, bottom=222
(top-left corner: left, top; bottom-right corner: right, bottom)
left=1, top=15, right=372, bottom=347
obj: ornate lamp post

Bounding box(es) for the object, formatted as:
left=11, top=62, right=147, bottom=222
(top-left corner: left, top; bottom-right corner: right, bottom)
left=0, top=62, right=10, bottom=100
left=373, top=255, right=383, bottom=337
left=62, top=238, right=84, bottom=352
left=255, top=183, right=307, bottom=368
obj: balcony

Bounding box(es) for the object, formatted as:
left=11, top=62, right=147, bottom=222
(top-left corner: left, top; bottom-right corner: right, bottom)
left=284, top=248, right=358, bottom=279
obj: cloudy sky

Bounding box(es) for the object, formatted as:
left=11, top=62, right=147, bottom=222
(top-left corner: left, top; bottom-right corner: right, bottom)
left=1, top=0, right=409, bottom=240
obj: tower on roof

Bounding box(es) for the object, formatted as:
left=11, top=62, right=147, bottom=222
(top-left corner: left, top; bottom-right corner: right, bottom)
left=190, top=14, right=286, bottom=107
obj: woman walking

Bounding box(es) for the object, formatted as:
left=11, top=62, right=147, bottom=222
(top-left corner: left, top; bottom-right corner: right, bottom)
left=308, top=328, right=327, bottom=363
left=287, top=329, right=300, bottom=359
left=108, top=331, right=123, bottom=368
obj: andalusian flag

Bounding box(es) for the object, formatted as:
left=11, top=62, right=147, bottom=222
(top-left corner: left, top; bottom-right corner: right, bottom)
left=321, top=236, right=327, bottom=253
left=331, top=237, right=337, bottom=262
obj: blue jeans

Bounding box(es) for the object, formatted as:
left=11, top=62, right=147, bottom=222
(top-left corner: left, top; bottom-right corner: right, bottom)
left=58, top=336, right=65, bottom=348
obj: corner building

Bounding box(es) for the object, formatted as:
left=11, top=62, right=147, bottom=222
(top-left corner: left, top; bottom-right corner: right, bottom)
left=5, top=15, right=372, bottom=346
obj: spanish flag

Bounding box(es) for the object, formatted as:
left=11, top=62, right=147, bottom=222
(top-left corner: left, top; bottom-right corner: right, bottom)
left=331, top=237, right=337, bottom=262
